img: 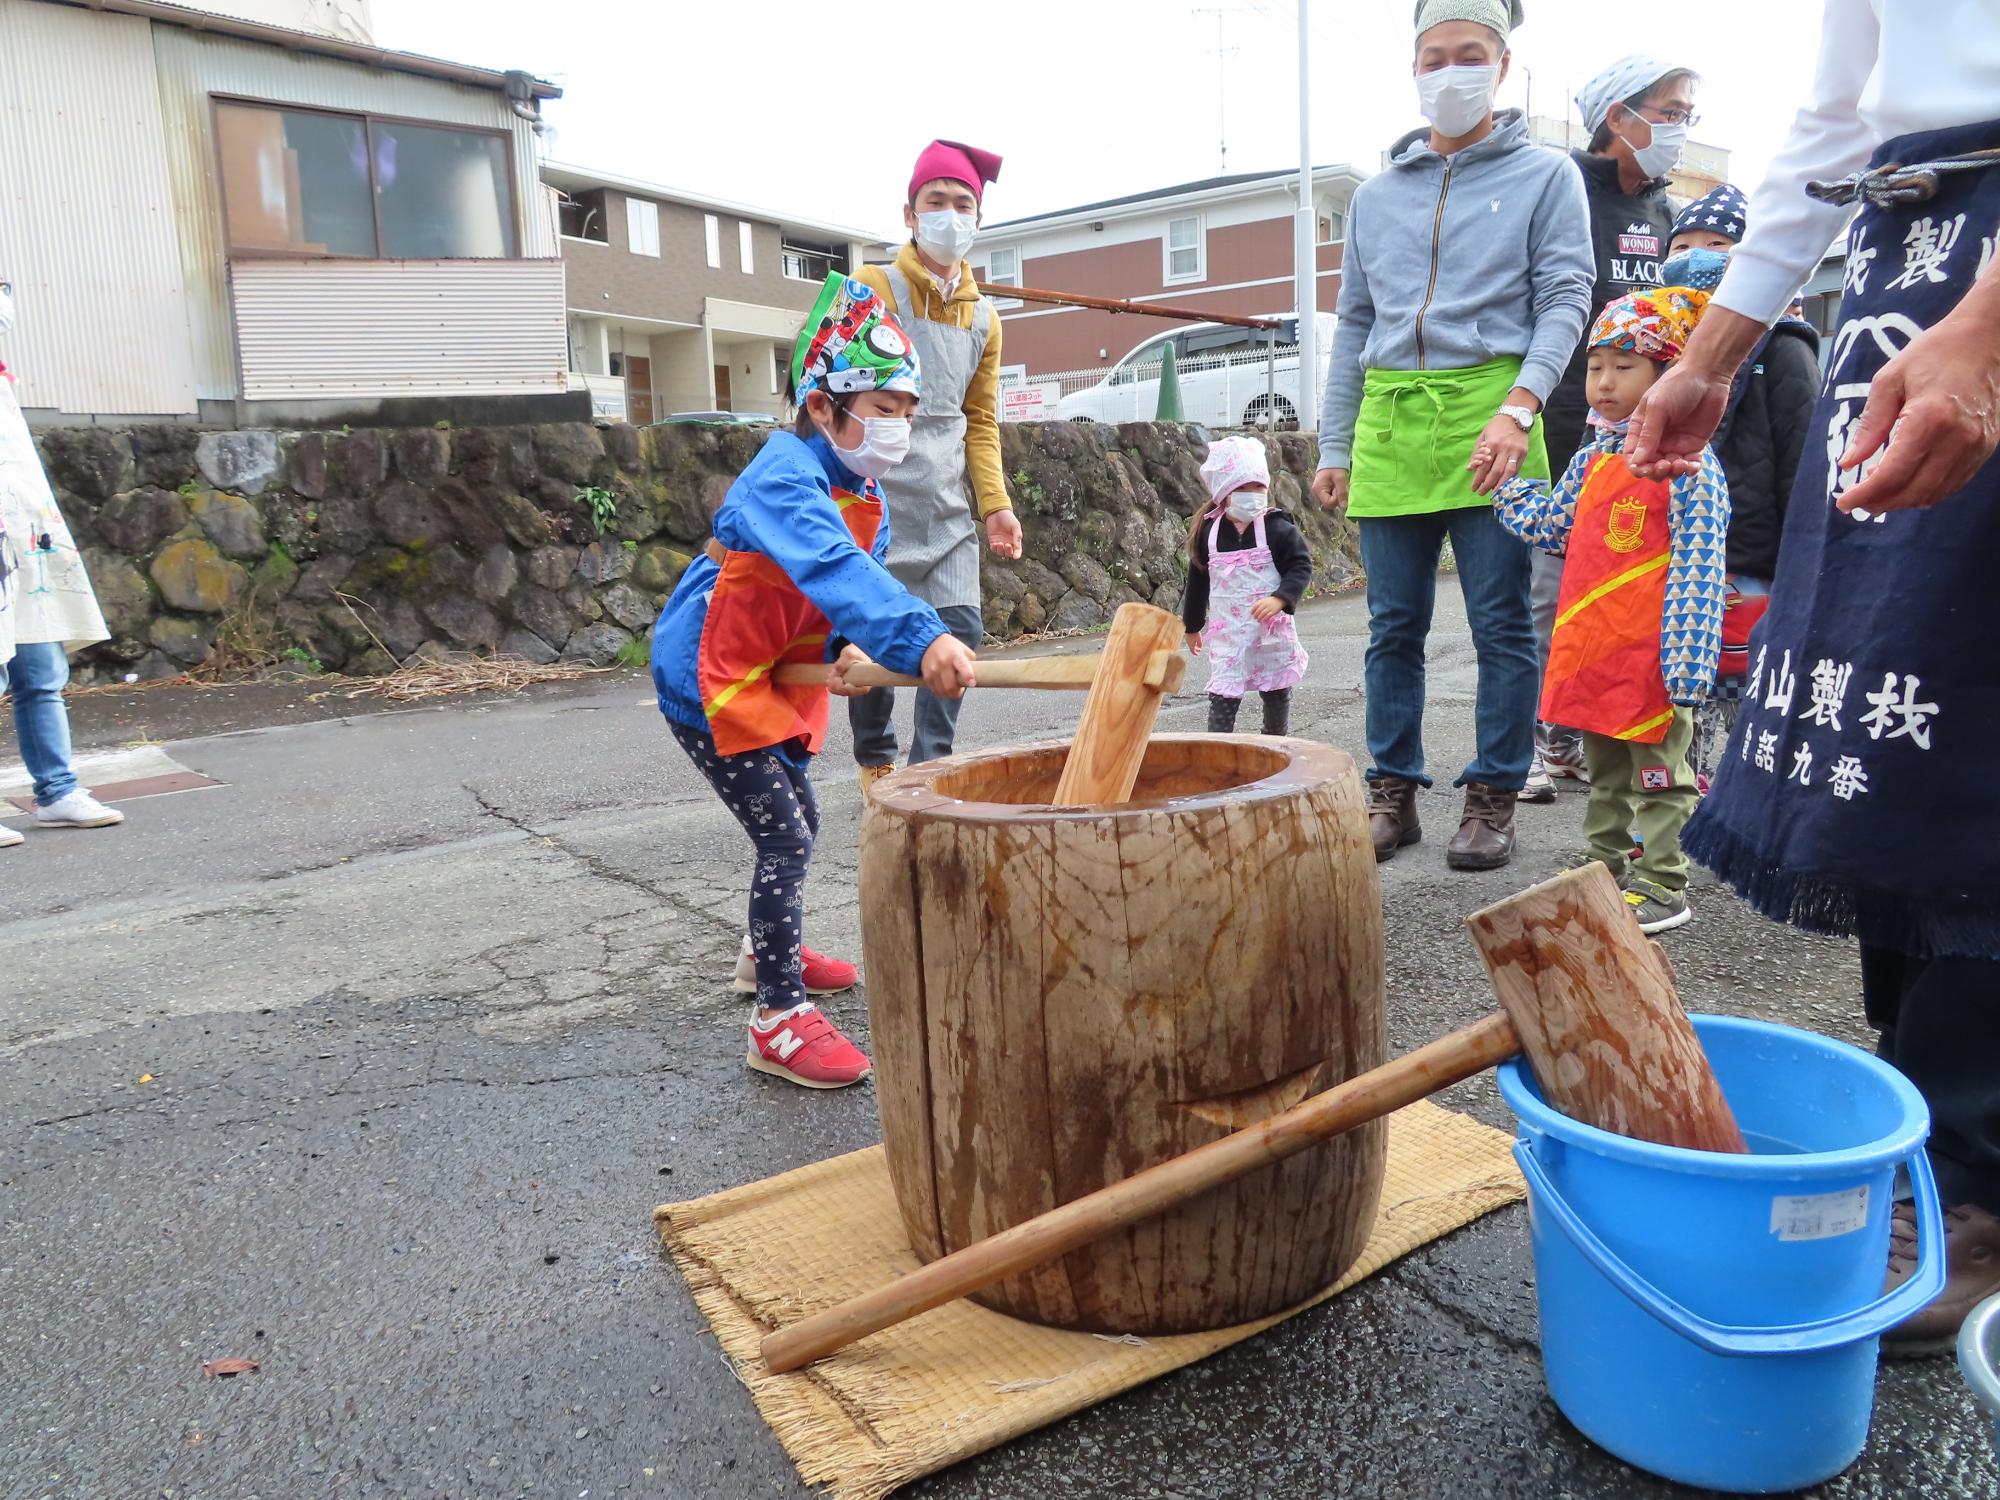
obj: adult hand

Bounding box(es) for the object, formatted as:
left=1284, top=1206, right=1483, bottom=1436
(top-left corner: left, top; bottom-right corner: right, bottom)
left=1312, top=467, right=1350, bottom=512
left=986, top=508, right=1024, bottom=559
left=1466, top=415, right=1528, bottom=496
left=826, top=644, right=874, bottom=698
left=1251, top=596, right=1285, bottom=623
left=1625, top=360, right=1735, bottom=479
left=1835, top=310, right=2000, bottom=514
left=1185, top=630, right=1205, bottom=657
left=920, top=633, right=978, bottom=699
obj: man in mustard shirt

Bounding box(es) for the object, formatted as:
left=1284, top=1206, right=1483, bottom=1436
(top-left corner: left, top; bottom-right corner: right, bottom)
left=849, top=139, right=1023, bottom=783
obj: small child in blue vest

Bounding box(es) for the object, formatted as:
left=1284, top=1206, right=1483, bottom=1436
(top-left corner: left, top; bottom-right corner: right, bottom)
left=651, top=274, right=977, bottom=1088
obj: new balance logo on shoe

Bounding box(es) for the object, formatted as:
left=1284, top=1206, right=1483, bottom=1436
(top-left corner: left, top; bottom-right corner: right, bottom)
left=771, top=1028, right=806, bottom=1061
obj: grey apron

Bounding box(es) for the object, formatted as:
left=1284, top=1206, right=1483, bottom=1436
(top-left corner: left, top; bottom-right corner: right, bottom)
left=882, top=265, right=991, bottom=609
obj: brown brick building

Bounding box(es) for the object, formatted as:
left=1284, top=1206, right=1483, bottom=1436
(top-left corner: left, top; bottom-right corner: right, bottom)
left=971, top=165, right=1364, bottom=381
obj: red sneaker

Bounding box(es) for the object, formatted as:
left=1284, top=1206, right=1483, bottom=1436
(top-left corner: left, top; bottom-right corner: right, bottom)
left=800, top=945, right=858, bottom=994
left=746, top=1005, right=872, bottom=1089
left=732, top=938, right=858, bottom=996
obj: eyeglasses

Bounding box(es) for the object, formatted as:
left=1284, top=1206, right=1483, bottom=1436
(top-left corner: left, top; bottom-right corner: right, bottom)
left=1633, top=103, right=1700, bottom=128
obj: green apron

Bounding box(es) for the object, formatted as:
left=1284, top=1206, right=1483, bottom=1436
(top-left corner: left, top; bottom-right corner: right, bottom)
left=1348, top=356, right=1548, bottom=518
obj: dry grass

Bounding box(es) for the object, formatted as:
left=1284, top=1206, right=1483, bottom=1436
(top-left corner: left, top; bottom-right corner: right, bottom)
left=319, top=653, right=611, bottom=704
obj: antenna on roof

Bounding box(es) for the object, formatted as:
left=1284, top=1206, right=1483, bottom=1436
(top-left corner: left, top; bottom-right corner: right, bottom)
left=1191, top=7, right=1240, bottom=174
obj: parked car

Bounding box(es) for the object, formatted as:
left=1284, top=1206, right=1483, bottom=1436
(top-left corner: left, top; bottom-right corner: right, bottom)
left=654, top=410, right=781, bottom=427
left=1052, top=313, right=1336, bottom=429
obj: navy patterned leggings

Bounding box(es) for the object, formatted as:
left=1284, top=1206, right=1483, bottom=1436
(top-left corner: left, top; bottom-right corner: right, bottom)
left=669, top=721, right=817, bottom=1013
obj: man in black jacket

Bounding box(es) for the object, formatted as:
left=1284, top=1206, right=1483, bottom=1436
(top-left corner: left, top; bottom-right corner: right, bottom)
left=1525, top=53, right=1699, bottom=797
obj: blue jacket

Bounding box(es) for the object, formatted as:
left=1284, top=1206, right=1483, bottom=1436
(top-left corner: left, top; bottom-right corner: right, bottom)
left=652, top=431, right=948, bottom=748
left=1496, top=432, right=1732, bottom=705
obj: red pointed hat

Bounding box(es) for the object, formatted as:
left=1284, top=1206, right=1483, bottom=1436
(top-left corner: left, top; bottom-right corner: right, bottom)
left=908, top=139, right=1003, bottom=205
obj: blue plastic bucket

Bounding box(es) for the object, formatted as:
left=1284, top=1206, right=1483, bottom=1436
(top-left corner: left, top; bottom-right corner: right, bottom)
left=1499, top=1014, right=1945, bottom=1494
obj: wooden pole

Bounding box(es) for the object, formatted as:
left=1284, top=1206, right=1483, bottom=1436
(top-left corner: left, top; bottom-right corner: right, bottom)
left=760, top=1012, right=1520, bottom=1374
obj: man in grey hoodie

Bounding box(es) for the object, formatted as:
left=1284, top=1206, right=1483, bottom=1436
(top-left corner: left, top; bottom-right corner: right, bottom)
left=1312, top=0, right=1594, bottom=872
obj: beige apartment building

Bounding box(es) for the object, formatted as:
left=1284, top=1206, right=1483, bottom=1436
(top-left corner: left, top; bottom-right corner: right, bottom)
left=546, top=163, right=887, bottom=424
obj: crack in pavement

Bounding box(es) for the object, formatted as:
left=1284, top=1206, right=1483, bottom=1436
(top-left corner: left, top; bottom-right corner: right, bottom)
left=1387, top=1261, right=1539, bottom=1357
left=464, top=783, right=739, bottom=944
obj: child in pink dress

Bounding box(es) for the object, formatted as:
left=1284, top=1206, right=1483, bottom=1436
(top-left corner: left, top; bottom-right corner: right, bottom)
left=1182, top=436, right=1312, bottom=735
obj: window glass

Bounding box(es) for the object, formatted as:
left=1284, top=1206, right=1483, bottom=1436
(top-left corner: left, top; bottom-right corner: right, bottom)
left=987, top=247, right=1020, bottom=286
left=374, top=120, right=515, bottom=258
left=1167, top=216, right=1202, bottom=280
left=217, top=102, right=375, bottom=255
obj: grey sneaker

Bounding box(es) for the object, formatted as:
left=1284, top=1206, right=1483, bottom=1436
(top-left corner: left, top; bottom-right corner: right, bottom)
left=1520, top=754, right=1558, bottom=804
left=1543, top=733, right=1591, bottom=783
left=1623, top=877, right=1691, bottom=935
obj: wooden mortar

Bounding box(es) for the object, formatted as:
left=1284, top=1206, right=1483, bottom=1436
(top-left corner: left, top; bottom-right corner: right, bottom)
left=859, top=732, right=1387, bottom=1333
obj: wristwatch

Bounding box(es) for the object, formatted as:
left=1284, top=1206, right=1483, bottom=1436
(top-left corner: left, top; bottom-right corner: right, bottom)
left=1497, top=403, right=1537, bottom=431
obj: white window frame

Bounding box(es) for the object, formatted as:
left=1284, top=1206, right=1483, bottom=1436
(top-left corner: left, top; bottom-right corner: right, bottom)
left=738, top=221, right=755, bottom=275
left=625, top=196, right=660, bottom=257
left=704, top=213, right=721, bottom=270
left=1163, top=214, right=1205, bottom=285
left=984, top=244, right=1023, bottom=309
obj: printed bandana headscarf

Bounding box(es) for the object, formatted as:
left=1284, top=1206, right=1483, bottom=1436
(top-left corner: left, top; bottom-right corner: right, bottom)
left=793, top=274, right=921, bottom=401
left=1588, top=286, right=1711, bottom=362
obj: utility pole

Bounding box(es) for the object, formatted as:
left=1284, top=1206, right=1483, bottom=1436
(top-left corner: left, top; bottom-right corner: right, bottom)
left=1294, top=0, right=1317, bottom=432
left=1191, top=7, right=1239, bottom=173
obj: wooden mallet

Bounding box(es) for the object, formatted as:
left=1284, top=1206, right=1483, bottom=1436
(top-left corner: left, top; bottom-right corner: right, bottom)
left=759, top=862, right=1745, bottom=1374
left=777, top=601, right=1190, bottom=807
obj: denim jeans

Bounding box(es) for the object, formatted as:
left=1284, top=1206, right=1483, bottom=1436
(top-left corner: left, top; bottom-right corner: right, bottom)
left=1357, top=508, right=1537, bottom=792
left=848, top=603, right=984, bottom=768
left=1, top=640, right=79, bottom=804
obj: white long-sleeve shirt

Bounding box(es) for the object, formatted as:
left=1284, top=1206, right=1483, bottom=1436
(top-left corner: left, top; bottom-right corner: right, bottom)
left=1717, top=0, right=2000, bottom=324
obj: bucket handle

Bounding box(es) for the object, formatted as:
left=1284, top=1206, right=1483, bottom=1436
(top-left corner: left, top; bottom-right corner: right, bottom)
left=1513, top=1140, right=1946, bottom=1357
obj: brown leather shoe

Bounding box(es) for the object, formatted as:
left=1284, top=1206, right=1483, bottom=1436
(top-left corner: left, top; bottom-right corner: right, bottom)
left=1446, top=782, right=1517, bottom=871
left=1883, top=1199, right=2000, bottom=1357
left=1367, top=776, right=1421, bottom=862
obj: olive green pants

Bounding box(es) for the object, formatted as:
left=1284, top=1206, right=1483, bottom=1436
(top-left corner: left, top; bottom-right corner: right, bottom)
left=1582, top=708, right=1698, bottom=894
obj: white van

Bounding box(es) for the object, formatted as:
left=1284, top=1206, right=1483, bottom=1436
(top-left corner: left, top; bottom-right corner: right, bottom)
left=1052, top=312, right=1335, bottom=430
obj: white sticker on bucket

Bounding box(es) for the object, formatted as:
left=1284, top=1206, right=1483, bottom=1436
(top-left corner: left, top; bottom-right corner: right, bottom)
left=1770, top=1185, right=1871, bottom=1242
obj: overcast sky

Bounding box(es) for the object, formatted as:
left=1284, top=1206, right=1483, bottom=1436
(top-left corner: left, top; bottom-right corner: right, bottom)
left=372, top=0, right=1829, bottom=238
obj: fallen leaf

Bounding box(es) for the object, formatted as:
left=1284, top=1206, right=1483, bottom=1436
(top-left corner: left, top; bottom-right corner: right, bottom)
left=137, top=1074, right=155, bottom=1085
left=201, top=1358, right=260, bottom=1378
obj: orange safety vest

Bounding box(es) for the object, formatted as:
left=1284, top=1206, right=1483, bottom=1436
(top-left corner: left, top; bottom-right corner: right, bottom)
left=1540, top=453, right=1674, bottom=745
left=696, top=486, right=883, bottom=757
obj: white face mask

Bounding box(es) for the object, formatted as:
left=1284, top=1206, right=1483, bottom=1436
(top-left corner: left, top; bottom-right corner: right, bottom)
left=914, top=209, right=978, bottom=265
left=1225, top=489, right=1270, bottom=523
left=830, top=413, right=913, bottom=480
left=1623, top=112, right=1687, bottom=180
left=1416, top=64, right=1499, bottom=139
left=0, top=282, right=14, bottom=335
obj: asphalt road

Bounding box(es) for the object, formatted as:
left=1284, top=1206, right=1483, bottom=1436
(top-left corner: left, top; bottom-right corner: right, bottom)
left=4, top=587, right=1993, bottom=1500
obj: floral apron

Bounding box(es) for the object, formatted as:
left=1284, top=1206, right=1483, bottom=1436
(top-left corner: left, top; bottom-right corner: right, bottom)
left=1201, top=512, right=1308, bottom=698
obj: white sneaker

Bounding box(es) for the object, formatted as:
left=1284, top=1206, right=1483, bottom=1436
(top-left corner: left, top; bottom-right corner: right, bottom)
left=33, top=790, right=125, bottom=829
left=0, top=825, right=22, bottom=848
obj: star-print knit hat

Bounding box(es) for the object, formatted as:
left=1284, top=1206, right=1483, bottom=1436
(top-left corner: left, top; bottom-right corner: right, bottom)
left=1589, top=286, right=1712, bottom=363
left=1199, top=435, right=1272, bottom=505
left=793, top=274, right=921, bottom=402
left=1672, top=183, right=1749, bottom=245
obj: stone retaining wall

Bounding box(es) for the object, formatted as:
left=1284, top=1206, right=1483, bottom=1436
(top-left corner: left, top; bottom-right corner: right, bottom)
left=33, top=419, right=1359, bottom=680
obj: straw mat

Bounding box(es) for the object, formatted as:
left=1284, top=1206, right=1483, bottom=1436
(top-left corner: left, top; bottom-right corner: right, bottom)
left=655, top=1100, right=1521, bottom=1499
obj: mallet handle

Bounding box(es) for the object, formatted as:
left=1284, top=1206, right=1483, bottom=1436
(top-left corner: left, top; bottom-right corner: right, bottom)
left=773, top=656, right=1122, bottom=692
left=760, top=1011, right=1521, bottom=1374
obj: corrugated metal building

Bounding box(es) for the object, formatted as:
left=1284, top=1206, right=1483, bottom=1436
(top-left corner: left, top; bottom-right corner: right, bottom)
left=0, top=0, right=570, bottom=424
